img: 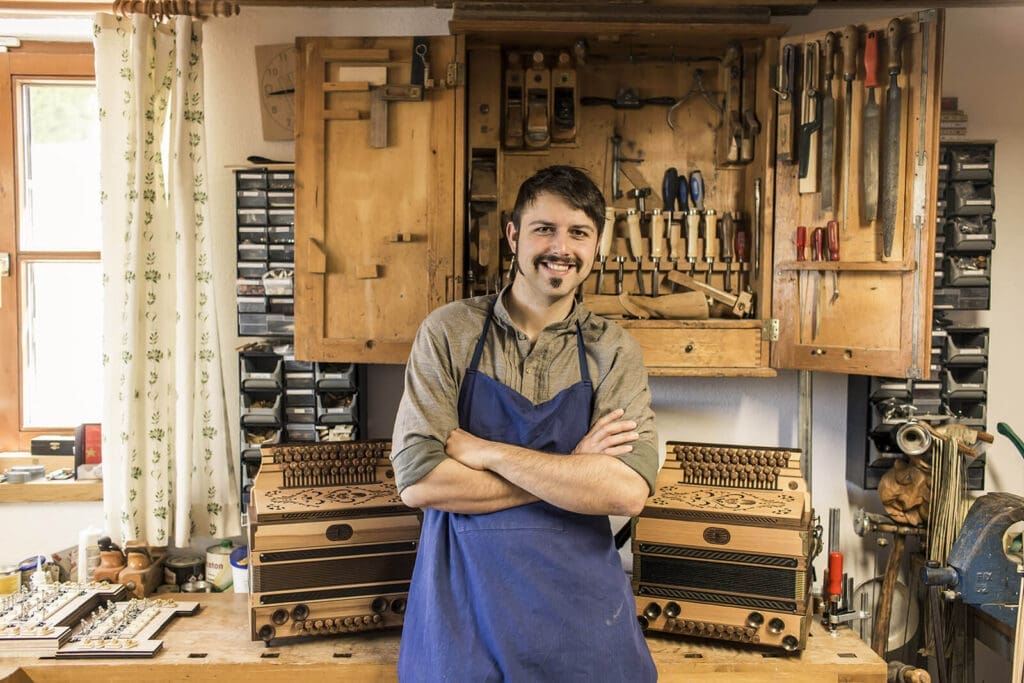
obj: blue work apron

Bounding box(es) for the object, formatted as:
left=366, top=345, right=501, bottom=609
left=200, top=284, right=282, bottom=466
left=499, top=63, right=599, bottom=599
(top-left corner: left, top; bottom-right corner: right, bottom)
left=398, top=305, right=657, bottom=682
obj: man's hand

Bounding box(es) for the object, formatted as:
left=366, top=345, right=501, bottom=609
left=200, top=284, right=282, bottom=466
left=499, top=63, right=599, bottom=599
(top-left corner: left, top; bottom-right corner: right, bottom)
left=446, top=428, right=497, bottom=471
left=572, top=409, right=639, bottom=456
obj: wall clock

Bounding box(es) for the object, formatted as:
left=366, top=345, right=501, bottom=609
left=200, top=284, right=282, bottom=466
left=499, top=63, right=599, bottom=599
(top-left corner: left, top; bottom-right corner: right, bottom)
left=256, top=43, right=297, bottom=142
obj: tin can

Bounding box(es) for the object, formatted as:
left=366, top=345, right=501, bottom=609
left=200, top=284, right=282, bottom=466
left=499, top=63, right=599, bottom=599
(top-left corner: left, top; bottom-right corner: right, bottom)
left=164, top=554, right=205, bottom=587
left=181, top=580, right=213, bottom=593
left=0, top=565, right=20, bottom=595
left=205, top=541, right=234, bottom=592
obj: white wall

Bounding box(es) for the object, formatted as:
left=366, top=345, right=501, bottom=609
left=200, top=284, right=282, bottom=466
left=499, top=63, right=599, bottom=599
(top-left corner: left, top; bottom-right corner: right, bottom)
left=1, top=10, right=1020, bottom=655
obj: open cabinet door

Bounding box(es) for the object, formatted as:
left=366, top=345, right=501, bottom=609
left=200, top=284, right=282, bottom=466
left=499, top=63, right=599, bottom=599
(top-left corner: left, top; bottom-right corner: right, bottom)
left=294, top=36, right=464, bottom=363
left=770, top=11, right=943, bottom=378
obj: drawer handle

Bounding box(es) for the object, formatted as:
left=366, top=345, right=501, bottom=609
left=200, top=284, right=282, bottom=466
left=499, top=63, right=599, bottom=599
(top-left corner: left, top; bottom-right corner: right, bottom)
left=684, top=343, right=695, bottom=353
left=811, top=348, right=825, bottom=356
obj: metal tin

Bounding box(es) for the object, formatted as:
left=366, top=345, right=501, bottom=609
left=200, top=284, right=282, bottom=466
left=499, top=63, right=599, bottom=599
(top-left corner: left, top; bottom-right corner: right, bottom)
left=164, top=554, right=205, bottom=587
left=205, top=541, right=234, bottom=592
left=0, top=565, right=19, bottom=595
left=181, top=580, right=213, bottom=593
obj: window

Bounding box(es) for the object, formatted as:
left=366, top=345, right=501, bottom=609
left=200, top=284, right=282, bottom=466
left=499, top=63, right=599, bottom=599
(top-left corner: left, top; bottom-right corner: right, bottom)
left=0, top=43, right=99, bottom=451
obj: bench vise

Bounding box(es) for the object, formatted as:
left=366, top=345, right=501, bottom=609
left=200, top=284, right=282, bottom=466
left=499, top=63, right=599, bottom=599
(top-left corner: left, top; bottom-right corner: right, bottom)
left=922, top=492, right=1024, bottom=628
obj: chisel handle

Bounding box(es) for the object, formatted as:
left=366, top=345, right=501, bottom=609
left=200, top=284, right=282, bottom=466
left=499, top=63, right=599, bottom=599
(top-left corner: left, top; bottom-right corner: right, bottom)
left=841, top=25, right=858, bottom=82
left=796, top=225, right=807, bottom=261
left=650, top=209, right=665, bottom=259
left=864, top=31, right=879, bottom=89
left=827, top=220, right=840, bottom=261
left=703, top=210, right=719, bottom=260
left=686, top=211, right=701, bottom=260
left=668, top=213, right=682, bottom=260
left=626, top=209, right=643, bottom=259
left=677, top=173, right=689, bottom=212
left=720, top=213, right=736, bottom=261
left=887, top=18, right=903, bottom=75
left=598, top=208, right=616, bottom=260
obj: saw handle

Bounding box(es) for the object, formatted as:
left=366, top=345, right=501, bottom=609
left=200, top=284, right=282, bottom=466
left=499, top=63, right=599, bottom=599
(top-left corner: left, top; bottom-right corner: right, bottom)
left=887, top=18, right=904, bottom=75
left=864, top=31, right=879, bottom=89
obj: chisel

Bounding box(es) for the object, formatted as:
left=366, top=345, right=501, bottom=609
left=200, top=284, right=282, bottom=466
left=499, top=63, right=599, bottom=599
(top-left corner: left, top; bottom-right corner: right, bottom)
left=820, top=32, right=838, bottom=213
left=703, top=210, right=718, bottom=283
left=811, top=226, right=825, bottom=339
left=668, top=206, right=682, bottom=292
left=861, top=30, right=881, bottom=222
left=650, top=209, right=665, bottom=296
left=734, top=224, right=748, bottom=293
left=840, top=25, right=858, bottom=234
left=797, top=41, right=820, bottom=194
left=688, top=171, right=705, bottom=278
left=626, top=208, right=646, bottom=295
left=720, top=212, right=737, bottom=293
left=796, top=225, right=807, bottom=343
left=827, top=219, right=840, bottom=303
left=879, top=18, right=904, bottom=258
left=595, top=207, right=616, bottom=294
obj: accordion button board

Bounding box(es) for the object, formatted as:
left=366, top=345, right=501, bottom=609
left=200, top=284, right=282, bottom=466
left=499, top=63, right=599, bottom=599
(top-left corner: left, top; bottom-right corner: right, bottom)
left=248, top=440, right=421, bottom=644
left=632, top=441, right=817, bottom=652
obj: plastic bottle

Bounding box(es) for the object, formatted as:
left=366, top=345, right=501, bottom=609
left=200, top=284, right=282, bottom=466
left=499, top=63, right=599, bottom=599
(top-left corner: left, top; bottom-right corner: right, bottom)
left=77, top=525, right=104, bottom=584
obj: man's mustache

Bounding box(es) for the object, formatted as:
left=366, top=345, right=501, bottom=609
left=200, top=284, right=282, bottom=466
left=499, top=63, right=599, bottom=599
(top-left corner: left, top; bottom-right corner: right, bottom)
left=533, top=254, right=582, bottom=271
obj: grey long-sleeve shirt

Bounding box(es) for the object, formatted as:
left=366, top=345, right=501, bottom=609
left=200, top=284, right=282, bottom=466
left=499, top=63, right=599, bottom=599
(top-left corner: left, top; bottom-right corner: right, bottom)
left=390, top=289, right=659, bottom=494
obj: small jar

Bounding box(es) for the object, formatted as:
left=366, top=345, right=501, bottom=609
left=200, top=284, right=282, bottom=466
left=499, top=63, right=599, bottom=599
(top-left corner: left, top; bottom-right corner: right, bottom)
left=0, top=565, right=20, bottom=595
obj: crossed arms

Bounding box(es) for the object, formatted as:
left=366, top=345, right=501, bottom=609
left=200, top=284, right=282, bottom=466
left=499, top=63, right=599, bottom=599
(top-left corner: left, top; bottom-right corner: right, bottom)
left=399, top=409, right=650, bottom=518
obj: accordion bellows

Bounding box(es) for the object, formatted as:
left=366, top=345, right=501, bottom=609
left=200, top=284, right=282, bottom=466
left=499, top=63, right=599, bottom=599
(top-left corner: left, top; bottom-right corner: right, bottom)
left=632, top=441, right=816, bottom=652
left=248, top=440, right=420, bottom=643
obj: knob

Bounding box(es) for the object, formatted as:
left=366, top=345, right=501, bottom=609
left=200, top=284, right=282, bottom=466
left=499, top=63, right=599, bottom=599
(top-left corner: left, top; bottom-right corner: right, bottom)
left=767, top=618, right=785, bottom=634
left=292, top=604, right=309, bottom=621
left=643, top=602, right=662, bottom=620
left=257, top=625, right=275, bottom=642
left=664, top=602, right=681, bottom=618
left=271, top=609, right=289, bottom=625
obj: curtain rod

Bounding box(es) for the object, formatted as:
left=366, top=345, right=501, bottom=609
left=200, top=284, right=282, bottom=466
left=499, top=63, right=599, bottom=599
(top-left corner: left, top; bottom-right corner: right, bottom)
left=111, top=0, right=239, bottom=19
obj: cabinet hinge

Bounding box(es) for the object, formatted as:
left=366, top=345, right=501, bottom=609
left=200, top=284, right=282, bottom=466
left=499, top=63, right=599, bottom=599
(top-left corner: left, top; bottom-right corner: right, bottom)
left=762, top=318, right=779, bottom=342
left=445, top=62, right=466, bottom=87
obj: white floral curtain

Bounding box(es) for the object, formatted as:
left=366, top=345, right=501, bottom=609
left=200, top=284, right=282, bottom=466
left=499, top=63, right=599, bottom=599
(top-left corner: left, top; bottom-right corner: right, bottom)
left=94, top=13, right=239, bottom=547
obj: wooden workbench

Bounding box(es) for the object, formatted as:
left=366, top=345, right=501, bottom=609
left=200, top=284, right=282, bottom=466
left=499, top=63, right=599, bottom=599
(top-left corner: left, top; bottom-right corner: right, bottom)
left=0, top=593, right=885, bottom=682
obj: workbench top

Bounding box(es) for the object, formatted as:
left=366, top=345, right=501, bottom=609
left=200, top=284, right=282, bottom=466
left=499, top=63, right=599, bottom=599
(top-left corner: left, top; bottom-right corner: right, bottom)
left=0, top=593, right=886, bottom=682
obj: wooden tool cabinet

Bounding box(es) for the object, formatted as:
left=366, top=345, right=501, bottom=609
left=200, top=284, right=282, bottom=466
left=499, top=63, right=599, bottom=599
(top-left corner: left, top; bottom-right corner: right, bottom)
left=294, top=9, right=943, bottom=379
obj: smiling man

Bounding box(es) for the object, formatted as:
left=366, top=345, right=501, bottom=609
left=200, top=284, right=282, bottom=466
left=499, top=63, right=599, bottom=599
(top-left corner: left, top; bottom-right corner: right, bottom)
left=391, top=165, right=658, bottom=681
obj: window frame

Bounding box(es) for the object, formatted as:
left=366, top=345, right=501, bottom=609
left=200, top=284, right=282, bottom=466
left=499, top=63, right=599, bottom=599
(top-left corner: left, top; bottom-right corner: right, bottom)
left=0, top=42, right=96, bottom=451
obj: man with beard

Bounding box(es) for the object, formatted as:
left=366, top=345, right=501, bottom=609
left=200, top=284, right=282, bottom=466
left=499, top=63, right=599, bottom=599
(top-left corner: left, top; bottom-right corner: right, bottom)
left=391, top=165, right=658, bottom=682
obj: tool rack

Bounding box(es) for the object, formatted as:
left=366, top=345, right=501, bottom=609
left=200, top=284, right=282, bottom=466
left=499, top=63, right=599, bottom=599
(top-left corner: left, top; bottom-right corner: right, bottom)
left=292, top=10, right=946, bottom=383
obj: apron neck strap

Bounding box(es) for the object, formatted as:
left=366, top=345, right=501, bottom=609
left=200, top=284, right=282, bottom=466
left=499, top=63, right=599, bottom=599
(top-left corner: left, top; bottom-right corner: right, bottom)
left=469, top=298, right=590, bottom=384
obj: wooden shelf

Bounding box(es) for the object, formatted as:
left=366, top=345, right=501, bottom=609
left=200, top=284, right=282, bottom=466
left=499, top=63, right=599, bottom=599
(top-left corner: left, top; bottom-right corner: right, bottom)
left=0, top=479, right=102, bottom=503
left=775, top=260, right=918, bottom=272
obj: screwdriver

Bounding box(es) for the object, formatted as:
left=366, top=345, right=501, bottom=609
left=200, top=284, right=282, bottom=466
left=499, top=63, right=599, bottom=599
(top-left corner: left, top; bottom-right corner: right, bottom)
left=595, top=208, right=616, bottom=294
left=649, top=209, right=665, bottom=296
left=703, top=209, right=718, bottom=284
left=720, top=212, right=737, bottom=293
left=827, top=219, right=839, bottom=304
left=796, top=226, right=807, bottom=342
left=812, top=226, right=825, bottom=339
left=687, top=170, right=704, bottom=279
left=734, top=222, right=748, bottom=293
left=626, top=208, right=646, bottom=295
